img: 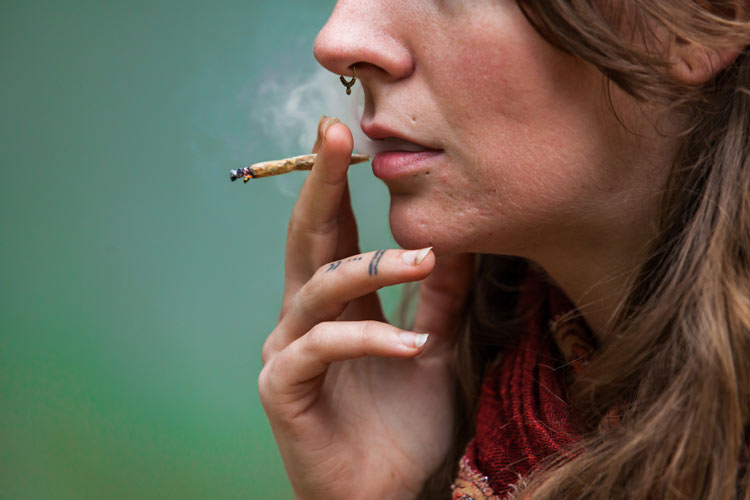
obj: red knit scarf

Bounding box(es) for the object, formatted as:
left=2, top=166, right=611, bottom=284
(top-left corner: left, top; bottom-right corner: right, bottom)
left=452, top=270, right=595, bottom=499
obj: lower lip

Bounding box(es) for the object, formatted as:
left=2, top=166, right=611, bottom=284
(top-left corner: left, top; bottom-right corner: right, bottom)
left=372, top=150, right=442, bottom=180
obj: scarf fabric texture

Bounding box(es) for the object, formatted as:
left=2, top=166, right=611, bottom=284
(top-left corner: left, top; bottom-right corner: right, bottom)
left=451, top=270, right=595, bottom=499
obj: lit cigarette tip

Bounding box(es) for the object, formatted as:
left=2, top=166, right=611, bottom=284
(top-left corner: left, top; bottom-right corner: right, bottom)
left=229, top=168, right=254, bottom=182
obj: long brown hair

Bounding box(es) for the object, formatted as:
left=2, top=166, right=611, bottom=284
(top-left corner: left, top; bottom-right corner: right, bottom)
left=419, top=1, right=750, bottom=498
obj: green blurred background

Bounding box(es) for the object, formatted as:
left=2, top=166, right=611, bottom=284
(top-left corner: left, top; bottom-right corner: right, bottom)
left=1, top=1, right=399, bottom=498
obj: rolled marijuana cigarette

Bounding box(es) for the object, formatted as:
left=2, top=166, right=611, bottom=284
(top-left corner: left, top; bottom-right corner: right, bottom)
left=230, top=153, right=371, bottom=183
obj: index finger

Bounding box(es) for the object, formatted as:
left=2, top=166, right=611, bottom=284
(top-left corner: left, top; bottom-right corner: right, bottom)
left=285, top=119, right=356, bottom=279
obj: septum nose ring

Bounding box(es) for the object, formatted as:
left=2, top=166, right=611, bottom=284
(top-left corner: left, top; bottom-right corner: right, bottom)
left=339, top=66, right=357, bottom=95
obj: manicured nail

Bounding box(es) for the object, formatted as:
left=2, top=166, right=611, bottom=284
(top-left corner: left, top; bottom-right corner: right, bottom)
left=415, top=247, right=432, bottom=264
left=401, top=247, right=432, bottom=266
left=400, top=332, right=430, bottom=348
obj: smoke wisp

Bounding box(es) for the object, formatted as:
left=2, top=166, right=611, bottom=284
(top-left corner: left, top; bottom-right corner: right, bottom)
left=256, top=67, right=370, bottom=155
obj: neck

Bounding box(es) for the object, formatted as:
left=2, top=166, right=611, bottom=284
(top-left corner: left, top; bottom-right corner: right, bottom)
left=534, top=187, right=665, bottom=338
left=534, top=118, right=676, bottom=337
left=540, top=244, right=645, bottom=338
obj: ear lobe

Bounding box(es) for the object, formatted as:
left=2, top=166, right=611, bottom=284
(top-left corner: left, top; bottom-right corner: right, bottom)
left=668, top=41, right=742, bottom=85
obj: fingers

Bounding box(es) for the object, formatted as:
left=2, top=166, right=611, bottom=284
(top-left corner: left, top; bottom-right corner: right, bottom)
left=334, top=181, right=361, bottom=260
left=259, top=320, right=428, bottom=410
left=266, top=247, right=435, bottom=360
left=413, top=253, right=475, bottom=341
left=285, top=118, right=357, bottom=288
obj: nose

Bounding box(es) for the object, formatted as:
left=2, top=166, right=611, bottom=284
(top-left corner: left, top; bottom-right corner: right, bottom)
left=313, top=1, right=414, bottom=82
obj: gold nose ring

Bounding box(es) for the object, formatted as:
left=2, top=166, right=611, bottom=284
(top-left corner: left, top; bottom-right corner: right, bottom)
left=339, top=66, right=357, bottom=95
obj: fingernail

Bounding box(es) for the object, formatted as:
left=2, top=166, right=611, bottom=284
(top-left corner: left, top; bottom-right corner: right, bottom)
left=321, top=116, right=340, bottom=143
left=401, top=247, right=432, bottom=265
left=313, top=115, right=329, bottom=152
left=416, top=247, right=432, bottom=264
left=400, top=332, right=430, bottom=349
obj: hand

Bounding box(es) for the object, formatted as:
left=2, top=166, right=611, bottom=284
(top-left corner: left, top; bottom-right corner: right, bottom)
left=259, top=117, right=474, bottom=499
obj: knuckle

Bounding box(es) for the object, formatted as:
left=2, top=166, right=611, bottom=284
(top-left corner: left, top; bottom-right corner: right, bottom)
left=272, top=351, right=294, bottom=380
left=359, top=320, right=380, bottom=352
left=261, top=337, right=274, bottom=365
left=297, top=272, right=345, bottom=320
left=261, top=325, right=285, bottom=365
left=313, top=260, right=332, bottom=279
left=305, top=322, right=332, bottom=353
left=311, top=262, right=343, bottom=286
left=257, top=365, right=273, bottom=406
left=294, top=284, right=323, bottom=322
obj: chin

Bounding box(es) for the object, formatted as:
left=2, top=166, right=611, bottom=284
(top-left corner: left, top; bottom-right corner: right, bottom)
left=387, top=198, right=476, bottom=256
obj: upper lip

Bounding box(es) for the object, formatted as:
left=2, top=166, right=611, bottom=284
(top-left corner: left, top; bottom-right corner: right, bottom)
left=360, top=121, right=441, bottom=151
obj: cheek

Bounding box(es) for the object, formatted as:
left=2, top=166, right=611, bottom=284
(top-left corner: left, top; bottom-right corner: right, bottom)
left=392, top=3, right=641, bottom=253
left=434, top=17, right=615, bottom=224
left=433, top=3, right=572, bottom=129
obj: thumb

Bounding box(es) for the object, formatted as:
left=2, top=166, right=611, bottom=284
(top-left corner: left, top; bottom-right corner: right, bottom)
left=413, top=253, right=475, bottom=340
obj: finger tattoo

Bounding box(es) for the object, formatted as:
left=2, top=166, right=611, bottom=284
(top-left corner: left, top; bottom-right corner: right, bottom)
left=369, top=249, right=387, bottom=276
left=325, top=255, right=364, bottom=273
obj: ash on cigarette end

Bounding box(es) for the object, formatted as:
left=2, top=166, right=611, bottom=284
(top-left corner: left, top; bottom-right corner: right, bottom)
left=230, top=167, right=254, bottom=182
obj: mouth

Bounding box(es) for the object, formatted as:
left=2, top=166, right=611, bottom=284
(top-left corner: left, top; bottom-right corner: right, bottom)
left=371, top=150, right=443, bottom=181
left=369, top=137, right=434, bottom=153
left=360, top=122, right=442, bottom=154
left=361, top=122, right=444, bottom=181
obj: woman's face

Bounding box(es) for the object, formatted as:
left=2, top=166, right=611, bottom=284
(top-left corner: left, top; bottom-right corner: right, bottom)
left=314, top=0, right=670, bottom=260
